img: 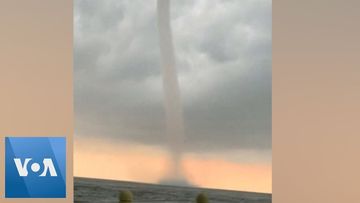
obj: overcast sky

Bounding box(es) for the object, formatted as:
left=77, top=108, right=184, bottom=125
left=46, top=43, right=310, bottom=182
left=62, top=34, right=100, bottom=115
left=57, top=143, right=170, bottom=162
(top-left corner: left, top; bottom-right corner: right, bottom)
left=74, top=0, right=272, bottom=153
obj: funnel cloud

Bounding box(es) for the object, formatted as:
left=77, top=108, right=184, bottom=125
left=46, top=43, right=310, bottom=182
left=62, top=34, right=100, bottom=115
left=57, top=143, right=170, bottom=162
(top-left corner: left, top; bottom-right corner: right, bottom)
left=157, top=0, right=188, bottom=184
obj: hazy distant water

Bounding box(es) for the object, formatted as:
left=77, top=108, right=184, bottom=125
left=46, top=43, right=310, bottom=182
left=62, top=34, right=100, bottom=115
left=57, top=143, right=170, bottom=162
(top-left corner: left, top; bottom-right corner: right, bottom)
left=74, top=177, right=271, bottom=203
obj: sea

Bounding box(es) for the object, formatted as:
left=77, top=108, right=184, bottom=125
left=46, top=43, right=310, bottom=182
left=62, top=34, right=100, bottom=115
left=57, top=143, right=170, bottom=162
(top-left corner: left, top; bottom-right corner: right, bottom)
left=74, top=177, right=272, bottom=203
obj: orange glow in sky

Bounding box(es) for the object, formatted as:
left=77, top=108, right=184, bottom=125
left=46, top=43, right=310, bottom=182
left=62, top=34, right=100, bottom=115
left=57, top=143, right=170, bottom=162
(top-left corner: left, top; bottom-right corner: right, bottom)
left=74, top=137, right=272, bottom=193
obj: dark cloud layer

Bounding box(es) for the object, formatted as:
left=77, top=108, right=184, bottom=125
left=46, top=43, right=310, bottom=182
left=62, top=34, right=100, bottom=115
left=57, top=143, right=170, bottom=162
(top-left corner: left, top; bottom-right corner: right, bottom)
left=74, top=0, right=272, bottom=152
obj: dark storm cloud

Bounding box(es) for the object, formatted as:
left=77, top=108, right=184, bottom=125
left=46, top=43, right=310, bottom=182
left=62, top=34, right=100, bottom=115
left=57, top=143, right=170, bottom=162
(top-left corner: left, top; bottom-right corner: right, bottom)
left=74, top=0, right=272, bottom=152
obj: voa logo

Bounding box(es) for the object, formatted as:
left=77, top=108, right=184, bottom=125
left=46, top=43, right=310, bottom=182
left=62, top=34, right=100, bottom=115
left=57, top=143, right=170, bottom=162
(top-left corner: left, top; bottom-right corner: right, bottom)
left=14, top=158, right=58, bottom=177
left=5, top=137, right=66, bottom=198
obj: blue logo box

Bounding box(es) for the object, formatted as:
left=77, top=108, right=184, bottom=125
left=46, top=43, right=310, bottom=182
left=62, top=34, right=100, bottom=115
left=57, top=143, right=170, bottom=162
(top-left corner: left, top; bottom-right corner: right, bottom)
left=5, top=137, right=66, bottom=198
